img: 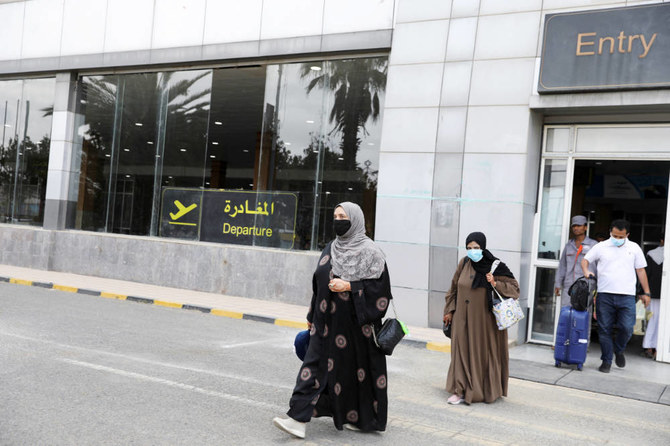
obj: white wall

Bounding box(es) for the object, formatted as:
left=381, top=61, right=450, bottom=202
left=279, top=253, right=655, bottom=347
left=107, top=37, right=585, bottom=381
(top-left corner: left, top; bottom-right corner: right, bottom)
left=0, top=0, right=395, bottom=65
left=376, top=0, right=667, bottom=328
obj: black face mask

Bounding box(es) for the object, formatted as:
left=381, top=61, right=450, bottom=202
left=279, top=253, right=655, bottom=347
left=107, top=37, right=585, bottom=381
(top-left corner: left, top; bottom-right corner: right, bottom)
left=333, top=219, right=351, bottom=237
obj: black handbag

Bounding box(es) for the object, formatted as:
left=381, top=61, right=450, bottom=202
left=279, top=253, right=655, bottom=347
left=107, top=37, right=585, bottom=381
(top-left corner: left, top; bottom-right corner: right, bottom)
left=371, top=300, right=407, bottom=355
left=442, top=321, right=452, bottom=339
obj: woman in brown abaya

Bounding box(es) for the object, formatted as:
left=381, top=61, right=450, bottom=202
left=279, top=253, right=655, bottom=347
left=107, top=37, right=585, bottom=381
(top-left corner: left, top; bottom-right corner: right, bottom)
left=443, top=232, right=520, bottom=405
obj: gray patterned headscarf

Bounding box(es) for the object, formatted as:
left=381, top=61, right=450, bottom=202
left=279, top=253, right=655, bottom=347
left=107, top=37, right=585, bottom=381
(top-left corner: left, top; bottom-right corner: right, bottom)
left=330, top=202, right=386, bottom=281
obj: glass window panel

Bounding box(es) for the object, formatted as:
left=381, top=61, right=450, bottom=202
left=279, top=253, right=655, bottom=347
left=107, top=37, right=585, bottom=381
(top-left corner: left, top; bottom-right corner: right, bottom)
left=545, top=127, right=570, bottom=153
left=154, top=70, right=212, bottom=238
left=259, top=57, right=387, bottom=250
left=0, top=80, right=24, bottom=222
left=206, top=66, right=265, bottom=190
left=531, top=267, right=558, bottom=343
left=75, top=75, right=118, bottom=232
left=0, top=78, right=54, bottom=225
left=576, top=125, right=670, bottom=153
left=537, top=159, right=567, bottom=259
left=110, top=72, right=163, bottom=236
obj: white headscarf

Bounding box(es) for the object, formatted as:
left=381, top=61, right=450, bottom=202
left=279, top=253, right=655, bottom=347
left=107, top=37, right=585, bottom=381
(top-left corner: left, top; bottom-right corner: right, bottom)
left=330, top=202, right=386, bottom=281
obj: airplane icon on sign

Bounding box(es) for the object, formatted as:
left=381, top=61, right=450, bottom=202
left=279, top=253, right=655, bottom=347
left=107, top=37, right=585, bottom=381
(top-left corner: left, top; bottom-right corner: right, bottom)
left=170, top=200, right=197, bottom=220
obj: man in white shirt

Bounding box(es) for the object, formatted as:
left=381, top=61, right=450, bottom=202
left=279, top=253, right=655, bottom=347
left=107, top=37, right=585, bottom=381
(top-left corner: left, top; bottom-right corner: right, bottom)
left=581, top=219, right=651, bottom=373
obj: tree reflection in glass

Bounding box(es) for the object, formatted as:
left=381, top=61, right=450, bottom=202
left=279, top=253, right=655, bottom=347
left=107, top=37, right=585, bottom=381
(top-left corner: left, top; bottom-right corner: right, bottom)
left=77, top=71, right=211, bottom=236
left=0, top=78, right=54, bottom=225
left=262, top=57, right=387, bottom=249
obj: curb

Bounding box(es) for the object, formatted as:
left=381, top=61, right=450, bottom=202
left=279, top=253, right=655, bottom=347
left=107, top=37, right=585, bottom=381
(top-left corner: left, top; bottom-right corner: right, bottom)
left=0, top=276, right=451, bottom=353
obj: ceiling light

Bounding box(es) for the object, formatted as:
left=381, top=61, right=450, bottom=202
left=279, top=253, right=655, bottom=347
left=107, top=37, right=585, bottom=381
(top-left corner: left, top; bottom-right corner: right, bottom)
left=210, top=155, right=215, bottom=158
left=338, top=157, right=344, bottom=160
left=105, top=154, right=111, bottom=158
left=147, top=141, right=154, bottom=145
left=214, top=121, right=222, bottom=125
left=325, top=191, right=331, bottom=195
left=348, top=187, right=353, bottom=191
left=124, top=148, right=130, bottom=152
left=168, top=176, right=173, bottom=179
left=134, top=122, right=143, bottom=127
left=205, top=182, right=210, bottom=185
left=125, top=175, right=131, bottom=178
left=212, top=141, right=219, bottom=145
left=243, top=149, right=249, bottom=153
left=180, top=148, right=187, bottom=152
left=155, top=155, right=161, bottom=158
left=310, top=66, right=321, bottom=71
left=80, top=99, right=87, bottom=104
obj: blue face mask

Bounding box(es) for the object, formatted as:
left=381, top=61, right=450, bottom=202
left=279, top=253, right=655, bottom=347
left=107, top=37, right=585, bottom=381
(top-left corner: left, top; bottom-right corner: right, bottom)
left=610, top=236, right=626, bottom=247
left=467, top=249, right=483, bottom=262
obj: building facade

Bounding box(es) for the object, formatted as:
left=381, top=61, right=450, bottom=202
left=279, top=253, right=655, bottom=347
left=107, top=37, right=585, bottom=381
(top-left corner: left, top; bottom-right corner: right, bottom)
left=1, top=0, right=669, bottom=362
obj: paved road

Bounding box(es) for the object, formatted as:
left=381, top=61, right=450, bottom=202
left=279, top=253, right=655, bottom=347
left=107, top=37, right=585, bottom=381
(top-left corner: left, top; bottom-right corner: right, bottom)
left=1, top=283, right=669, bottom=445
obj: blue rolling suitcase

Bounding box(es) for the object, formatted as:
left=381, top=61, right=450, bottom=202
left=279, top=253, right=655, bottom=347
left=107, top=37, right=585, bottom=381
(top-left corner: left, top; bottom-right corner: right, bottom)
left=554, top=306, right=589, bottom=370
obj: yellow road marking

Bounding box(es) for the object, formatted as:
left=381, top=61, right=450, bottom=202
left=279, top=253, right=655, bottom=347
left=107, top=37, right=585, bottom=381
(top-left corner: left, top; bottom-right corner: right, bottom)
left=154, top=300, right=182, bottom=308
left=100, top=292, right=127, bottom=300
left=274, top=319, right=308, bottom=329
left=211, top=309, right=244, bottom=319
left=168, top=222, right=197, bottom=226
left=9, top=278, right=32, bottom=286
left=426, top=342, right=450, bottom=353
left=53, top=284, right=78, bottom=293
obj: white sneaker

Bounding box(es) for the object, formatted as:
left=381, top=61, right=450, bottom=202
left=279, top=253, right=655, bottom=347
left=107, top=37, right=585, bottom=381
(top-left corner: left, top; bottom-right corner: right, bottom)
left=273, top=417, right=306, bottom=439
left=447, top=394, right=464, bottom=405
left=344, top=423, right=361, bottom=431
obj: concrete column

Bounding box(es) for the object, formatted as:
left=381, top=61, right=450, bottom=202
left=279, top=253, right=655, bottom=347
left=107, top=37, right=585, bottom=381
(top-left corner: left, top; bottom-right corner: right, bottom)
left=43, top=72, right=78, bottom=230
left=375, top=2, right=451, bottom=327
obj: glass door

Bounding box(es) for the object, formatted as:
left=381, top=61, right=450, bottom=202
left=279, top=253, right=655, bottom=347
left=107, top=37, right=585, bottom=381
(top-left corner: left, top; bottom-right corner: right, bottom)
left=528, top=157, right=570, bottom=343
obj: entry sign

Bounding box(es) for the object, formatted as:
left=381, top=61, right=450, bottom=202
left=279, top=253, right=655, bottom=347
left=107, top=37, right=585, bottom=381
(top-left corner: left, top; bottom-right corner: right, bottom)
left=538, top=3, right=670, bottom=93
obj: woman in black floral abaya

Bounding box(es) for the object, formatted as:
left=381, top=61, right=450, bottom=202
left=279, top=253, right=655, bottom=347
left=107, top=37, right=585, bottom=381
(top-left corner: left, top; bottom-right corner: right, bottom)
left=273, top=202, right=392, bottom=439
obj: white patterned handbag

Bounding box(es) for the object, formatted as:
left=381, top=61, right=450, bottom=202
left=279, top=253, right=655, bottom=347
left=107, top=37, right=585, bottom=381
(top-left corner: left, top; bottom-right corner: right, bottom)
left=490, top=260, right=524, bottom=330
left=492, top=287, right=524, bottom=330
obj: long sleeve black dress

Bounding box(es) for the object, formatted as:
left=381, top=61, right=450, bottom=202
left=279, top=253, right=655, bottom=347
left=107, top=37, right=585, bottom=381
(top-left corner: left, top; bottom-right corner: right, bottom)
left=287, top=242, right=392, bottom=431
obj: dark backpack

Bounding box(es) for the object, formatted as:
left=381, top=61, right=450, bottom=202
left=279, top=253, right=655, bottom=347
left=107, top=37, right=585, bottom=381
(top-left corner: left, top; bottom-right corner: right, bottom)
left=568, top=276, right=596, bottom=312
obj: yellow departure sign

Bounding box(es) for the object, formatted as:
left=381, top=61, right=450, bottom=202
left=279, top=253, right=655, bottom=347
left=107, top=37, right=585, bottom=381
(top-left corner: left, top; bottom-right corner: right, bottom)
left=160, top=187, right=297, bottom=249
left=169, top=200, right=198, bottom=225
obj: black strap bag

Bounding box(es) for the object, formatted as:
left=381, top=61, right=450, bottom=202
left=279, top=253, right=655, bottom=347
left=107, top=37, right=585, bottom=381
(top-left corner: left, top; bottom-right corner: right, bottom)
left=442, top=321, right=452, bottom=339
left=371, top=300, right=408, bottom=355
left=568, top=276, right=597, bottom=312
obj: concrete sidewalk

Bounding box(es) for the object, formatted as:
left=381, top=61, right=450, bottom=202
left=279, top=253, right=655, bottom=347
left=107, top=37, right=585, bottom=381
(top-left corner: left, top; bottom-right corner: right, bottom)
left=1, top=263, right=668, bottom=405
left=0, top=264, right=449, bottom=351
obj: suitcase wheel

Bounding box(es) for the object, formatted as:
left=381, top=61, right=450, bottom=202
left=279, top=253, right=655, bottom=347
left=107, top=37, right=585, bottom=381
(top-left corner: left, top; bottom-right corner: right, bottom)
left=577, top=364, right=583, bottom=371
left=555, top=361, right=561, bottom=368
